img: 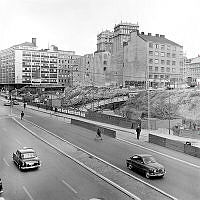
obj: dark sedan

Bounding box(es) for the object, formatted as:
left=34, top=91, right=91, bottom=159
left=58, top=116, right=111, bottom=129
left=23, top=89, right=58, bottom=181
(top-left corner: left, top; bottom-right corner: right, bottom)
left=126, top=154, right=166, bottom=179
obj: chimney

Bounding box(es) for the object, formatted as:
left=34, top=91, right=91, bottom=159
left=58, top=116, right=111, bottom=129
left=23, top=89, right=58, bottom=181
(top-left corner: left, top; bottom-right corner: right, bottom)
left=148, top=33, right=151, bottom=36
left=160, top=35, right=165, bottom=38
left=32, top=38, right=36, bottom=46
left=141, top=32, right=144, bottom=35
left=155, top=34, right=159, bottom=37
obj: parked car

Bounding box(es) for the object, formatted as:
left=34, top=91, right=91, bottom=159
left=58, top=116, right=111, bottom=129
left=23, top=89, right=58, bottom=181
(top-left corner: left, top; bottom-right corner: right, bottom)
left=3, top=101, right=11, bottom=106
left=0, top=178, right=3, bottom=194
left=126, top=154, right=166, bottom=178
left=13, top=147, right=41, bottom=170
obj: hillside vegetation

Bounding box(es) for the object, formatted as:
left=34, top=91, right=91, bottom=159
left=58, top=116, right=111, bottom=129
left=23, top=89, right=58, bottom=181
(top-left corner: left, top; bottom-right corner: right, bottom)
left=121, top=89, right=200, bottom=121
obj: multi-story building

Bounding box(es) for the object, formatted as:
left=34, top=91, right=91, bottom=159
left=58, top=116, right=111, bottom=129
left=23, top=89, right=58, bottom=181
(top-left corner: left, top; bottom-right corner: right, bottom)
left=93, top=51, right=112, bottom=87
left=183, top=56, right=200, bottom=85
left=110, top=22, right=139, bottom=86
left=96, top=30, right=113, bottom=53
left=0, top=38, right=77, bottom=88
left=58, top=50, right=81, bottom=87
left=123, top=30, right=184, bottom=88
left=73, top=54, right=94, bottom=87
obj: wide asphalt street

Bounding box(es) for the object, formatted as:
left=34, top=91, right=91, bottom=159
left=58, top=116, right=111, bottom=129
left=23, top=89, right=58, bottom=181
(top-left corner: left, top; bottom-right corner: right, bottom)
left=0, top=103, right=133, bottom=200
left=1, top=100, right=200, bottom=200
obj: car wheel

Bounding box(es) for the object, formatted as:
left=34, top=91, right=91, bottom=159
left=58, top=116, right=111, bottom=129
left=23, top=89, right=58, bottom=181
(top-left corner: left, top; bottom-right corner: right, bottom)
left=145, top=172, right=150, bottom=179
left=127, top=164, right=133, bottom=170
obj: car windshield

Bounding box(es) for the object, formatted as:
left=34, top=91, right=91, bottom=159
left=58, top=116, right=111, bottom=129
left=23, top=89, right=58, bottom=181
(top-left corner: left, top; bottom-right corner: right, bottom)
left=143, top=156, right=156, bottom=164
left=21, top=152, right=36, bottom=159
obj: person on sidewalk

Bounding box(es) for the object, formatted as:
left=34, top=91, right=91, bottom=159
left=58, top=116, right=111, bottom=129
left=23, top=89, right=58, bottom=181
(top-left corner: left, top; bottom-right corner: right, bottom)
left=20, top=111, right=24, bottom=120
left=136, top=125, right=141, bottom=140
left=23, top=102, right=26, bottom=110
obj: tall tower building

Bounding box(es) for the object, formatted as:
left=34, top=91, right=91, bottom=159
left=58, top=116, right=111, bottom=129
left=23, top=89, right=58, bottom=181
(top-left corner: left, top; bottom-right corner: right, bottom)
left=111, top=22, right=139, bottom=86
left=96, top=30, right=113, bottom=53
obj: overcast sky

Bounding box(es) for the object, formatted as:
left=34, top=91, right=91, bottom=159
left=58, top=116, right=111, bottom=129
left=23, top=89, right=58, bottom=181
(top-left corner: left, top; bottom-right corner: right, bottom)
left=0, top=0, right=199, bottom=58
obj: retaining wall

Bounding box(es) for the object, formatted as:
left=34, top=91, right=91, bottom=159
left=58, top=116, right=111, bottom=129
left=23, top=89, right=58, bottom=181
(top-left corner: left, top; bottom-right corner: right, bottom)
left=149, top=134, right=200, bottom=158
left=71, top=119, right=116, bottom=138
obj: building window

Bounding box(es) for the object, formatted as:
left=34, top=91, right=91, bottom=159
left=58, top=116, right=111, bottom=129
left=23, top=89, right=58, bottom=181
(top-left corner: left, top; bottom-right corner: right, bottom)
left=155, top=51, right=159, bottom=56
left=161, top=67, right=165, bottom=72
left=155, top=44, right=159, bottom=49
left=172, top=61, right=176, bottom=65
left=160, top=75, right=164, bottom=79
left=172, top=53, right=176, bottom=58
left=167, top=45, right=171, bottom=50
left=149, top=59, right=153, bottom=64
left=166, top=67, right=170, bottom=72
left=103, top=60, right=107, bottom=65
left=173, top=46, right=176, bottom=51
left=167, top=53, right=170, bottom=58
left=154, top=75, right=158, bottom=79
left=149, top=42, right=153, bottom=48
left=155, top=59, right=159, bottom=64
left=161, top=44, right=165, bottom=50
left=149, top=51, right=153, bottom=56
left=155, top=67, right=158, bottom=71
left=172, top=68, right=175, bottom=72
left=161, top=52, right=165, bottom=57
left=149, top=74, right=153, bottom=79
left=167, top=60, right=170, bottom=65
left=149, top=66, right=153, bottom=71
left=161, top=60, right=165, bottom=65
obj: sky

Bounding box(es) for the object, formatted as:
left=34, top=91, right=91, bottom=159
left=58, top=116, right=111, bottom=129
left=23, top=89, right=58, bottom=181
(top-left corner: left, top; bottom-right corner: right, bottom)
left=0, top=0, right=200, bottom=58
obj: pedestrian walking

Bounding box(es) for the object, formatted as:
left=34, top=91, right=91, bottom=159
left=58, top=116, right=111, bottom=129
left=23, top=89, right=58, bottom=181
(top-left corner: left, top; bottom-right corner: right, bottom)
left=20, top=111, right=24, bottom=120
left=136, top=125, right=141, bottom=140
left=24, top=102, right=26, bottom=110
left=96, top=128, right=102, bottom=140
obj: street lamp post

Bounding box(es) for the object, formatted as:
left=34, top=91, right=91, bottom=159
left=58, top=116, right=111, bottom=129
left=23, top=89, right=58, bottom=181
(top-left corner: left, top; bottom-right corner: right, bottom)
left=168, top=90, right=171, bottom=134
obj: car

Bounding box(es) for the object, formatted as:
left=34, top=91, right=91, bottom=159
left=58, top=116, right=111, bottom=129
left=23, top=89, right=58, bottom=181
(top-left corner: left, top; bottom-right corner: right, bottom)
left=3, top=101, right=11, bottom=106
left=13, top=147, right=41, bottom=170
left=12, top=100, right=19, bottom=105
left=0, top=178, right=3, bottom=194
left=126, top=154, right=166, bottom=179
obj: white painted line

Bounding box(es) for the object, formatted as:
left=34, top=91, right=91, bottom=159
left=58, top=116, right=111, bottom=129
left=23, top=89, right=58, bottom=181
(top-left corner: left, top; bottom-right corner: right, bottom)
left=117, top=137, right=200, bottom=169
left=15, top=139, right=21, bottom=145
left=3, top=158, right=10, bottom=167
left=22, top=186, right=34, bottom=200
left=62, top=180, right=78, bottom=194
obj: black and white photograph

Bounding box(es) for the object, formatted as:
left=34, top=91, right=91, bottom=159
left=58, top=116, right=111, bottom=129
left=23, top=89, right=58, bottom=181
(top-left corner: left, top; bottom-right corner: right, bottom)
left=0, top=0, right=200, bottom=200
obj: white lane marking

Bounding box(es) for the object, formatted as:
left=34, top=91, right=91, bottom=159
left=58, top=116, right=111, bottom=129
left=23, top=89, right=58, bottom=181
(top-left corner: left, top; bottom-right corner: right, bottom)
left=62, top=180, right=78, bottom=194
left=15, top=139, right=21, bottom=145
left=117, top=138, right=200, bottom=169
left=22, top=186, right=34, bottom=200
left=3, top=158, right=10, bottom=167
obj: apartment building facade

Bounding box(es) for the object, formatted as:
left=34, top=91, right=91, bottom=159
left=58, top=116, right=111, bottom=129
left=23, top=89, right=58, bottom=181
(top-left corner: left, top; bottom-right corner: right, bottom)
left=183, top=56, right=200, bottom=85
left=123, top=30, right=184, bottom=88
left=0, top=38, right=77, bottom=88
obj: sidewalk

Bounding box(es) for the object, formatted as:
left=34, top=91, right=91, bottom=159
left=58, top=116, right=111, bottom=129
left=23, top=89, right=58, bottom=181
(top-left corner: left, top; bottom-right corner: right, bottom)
left=24, top=102, right=200, bottom=148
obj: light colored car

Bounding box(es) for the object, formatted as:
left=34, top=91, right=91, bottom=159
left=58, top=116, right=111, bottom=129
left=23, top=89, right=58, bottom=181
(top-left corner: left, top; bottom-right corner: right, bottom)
left=3, top=101, right=11, bottom=106
left=13, top=147, right=41, bottom=170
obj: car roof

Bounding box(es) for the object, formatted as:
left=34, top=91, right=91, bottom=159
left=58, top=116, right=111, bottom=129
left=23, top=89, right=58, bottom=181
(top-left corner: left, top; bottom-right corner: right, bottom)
left=18, top=147, right=35, bottom=153
left=133, top=154, right=153, bottom=158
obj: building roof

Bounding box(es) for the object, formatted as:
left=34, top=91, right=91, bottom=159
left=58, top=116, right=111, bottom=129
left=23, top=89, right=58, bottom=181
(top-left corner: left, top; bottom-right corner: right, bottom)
left=139, top=34, right=182, bottom=47
left=12, top=42, right=36, bottom=48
